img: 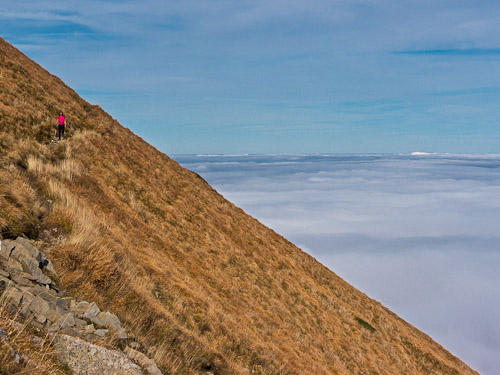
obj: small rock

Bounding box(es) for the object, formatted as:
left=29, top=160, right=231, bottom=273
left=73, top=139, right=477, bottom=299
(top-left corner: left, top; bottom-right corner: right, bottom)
left=37, top=290, right=59, bottom=307
left=11, top=243, right=39, bottom=274
left=11, top=273, right=33, bottom=287
left=4, top=286, right=24, bottom=306
left=85, top=324, right=96, bottom=333
left=29, top=295, right=50, bottom=318
left=0, top=240, right=15, bottom=260
left=35, top=313, right=47, bottom=324
left=97, top=311, right=127, bottom=337
left=82, top=302, right=100, bottom=319
left=56, top=313, right=76, bottom=328
left=7, top=239, right=52, bottom=286
left=98, top=311, right=122, bottom=330
left=90, top=315, right=106, bottom=328
left=36, top=251, right=55, bottom=274
left=130, top=341, right=141, bottom=350
left=60, top=325, right=78, bottom=337
left=34, top=273, right=52, bottom=286
left=72, top=301, right=90, bottom=316
left=93, top=329, right=108, bottom=337
left=74, top=316, right=87, bottom=329
left=55, top=298, right=72, bottom=315
left=46, top=308, right=61, bottom=324
left=14, top=237, right=39, bottom=258
left=20, top=293, right=35, bottom=316
left=28, top=285, right=48, bottom=296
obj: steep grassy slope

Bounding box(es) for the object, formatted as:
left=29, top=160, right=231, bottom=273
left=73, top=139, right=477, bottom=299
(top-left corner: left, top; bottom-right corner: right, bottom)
left=0, top=36, right=479, bottom=375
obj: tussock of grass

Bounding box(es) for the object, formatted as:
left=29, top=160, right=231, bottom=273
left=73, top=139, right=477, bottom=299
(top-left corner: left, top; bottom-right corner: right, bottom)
left=28, top=156, right=82, bottom=181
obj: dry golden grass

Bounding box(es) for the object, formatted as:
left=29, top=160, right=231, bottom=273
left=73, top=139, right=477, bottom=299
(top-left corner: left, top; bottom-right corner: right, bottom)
left=0, top=296, right=70, bottom=375
left=27, top=156, right=82, bottom=181
left=0, top=36, right=480, bottom=375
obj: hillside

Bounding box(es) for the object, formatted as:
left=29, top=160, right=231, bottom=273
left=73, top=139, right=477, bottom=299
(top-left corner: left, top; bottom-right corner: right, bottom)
left=0, top=36, right=479, bottom=375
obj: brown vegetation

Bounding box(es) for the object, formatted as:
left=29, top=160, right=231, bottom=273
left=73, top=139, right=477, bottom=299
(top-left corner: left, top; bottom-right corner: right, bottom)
left=0, top=296, right=70, bottom=375
left=0, top=36, right=479, bottom=375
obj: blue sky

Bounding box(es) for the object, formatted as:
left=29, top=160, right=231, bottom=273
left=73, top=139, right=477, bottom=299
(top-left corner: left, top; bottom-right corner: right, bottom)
left=2, top=0, right=500, bottom=153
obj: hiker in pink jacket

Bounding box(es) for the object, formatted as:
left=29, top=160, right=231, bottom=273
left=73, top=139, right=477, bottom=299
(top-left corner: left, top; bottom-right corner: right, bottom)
left=57, top=112, right=66, bottom=140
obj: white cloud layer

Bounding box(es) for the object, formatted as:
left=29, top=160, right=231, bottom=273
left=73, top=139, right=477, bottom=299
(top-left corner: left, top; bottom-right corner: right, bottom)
left=176, top=153, right=500, bottom=375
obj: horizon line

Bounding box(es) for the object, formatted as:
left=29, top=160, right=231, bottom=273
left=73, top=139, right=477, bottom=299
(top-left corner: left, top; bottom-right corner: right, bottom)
left=171, top=152, right=500, bottom=157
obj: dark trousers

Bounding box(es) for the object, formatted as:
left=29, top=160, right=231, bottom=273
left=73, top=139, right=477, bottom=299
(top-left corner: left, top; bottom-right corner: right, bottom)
left=58, top=125, right=65, bottom=140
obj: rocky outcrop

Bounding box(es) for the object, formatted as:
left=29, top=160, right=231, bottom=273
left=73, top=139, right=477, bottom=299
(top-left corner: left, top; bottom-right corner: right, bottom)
left=125, top=346, right=163, bottom=375
left=0, top=236, right=126, bottom=340
left=0, top=236, right=161, bottom=375
left=55, top=334, right=143, bottom=375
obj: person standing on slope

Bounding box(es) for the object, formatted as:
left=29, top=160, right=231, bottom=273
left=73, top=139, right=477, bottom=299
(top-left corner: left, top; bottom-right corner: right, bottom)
left=57, top=112, right=66, bottom=140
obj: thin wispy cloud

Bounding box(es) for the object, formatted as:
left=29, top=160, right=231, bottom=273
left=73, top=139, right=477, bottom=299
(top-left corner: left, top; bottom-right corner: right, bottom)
left=395, top=48, right=500, bottom=56
left=0, top=10, right=76, bottom=21
left=0, top=20, right=98, bottom=40
left=431, top=85, right=500, bottom=97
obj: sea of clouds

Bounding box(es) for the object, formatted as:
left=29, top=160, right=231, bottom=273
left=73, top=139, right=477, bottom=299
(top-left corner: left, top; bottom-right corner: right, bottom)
left=175, top=153, right=500, bottom=375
